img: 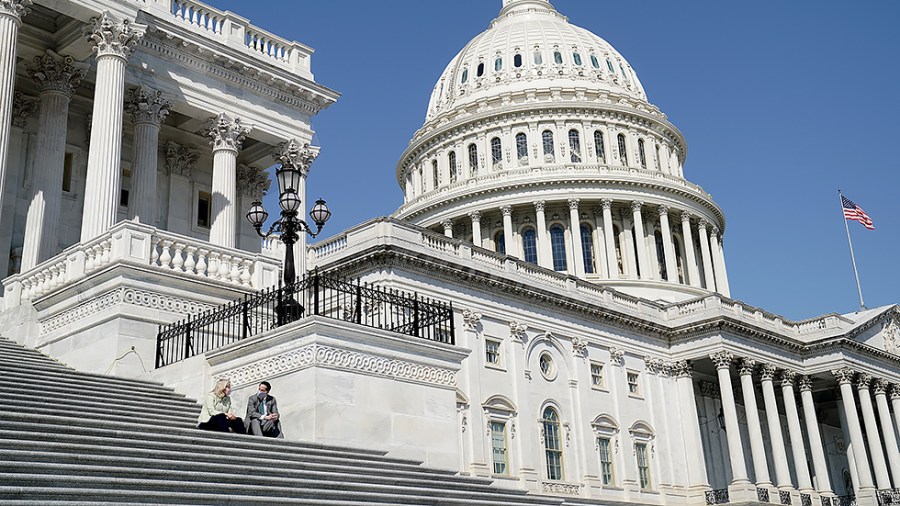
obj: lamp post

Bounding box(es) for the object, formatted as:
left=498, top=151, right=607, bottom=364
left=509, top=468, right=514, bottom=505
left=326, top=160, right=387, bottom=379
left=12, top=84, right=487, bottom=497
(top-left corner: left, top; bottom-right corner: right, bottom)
left=246, top=161, right=331, bottom=322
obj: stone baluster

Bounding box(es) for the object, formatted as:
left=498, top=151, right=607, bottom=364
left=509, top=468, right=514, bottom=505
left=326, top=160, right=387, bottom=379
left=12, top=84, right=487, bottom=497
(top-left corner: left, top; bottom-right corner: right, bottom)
left=780, top=370, right=813, bottom=492
left=680, top=212, right=701, bottom=287
left=0, top=0, right=32, bottom=217
left=158, top=240, right=172, bottom=269
left=99, top=241, right=111, bottom=265
left=126, top=86, right=170, bottom=224
left=240, top=259, right=252, bottom=286
left=469, top=211, right=482, bottom=247
left=207, top=252, right=220, bottom=280
left=798, top=376, right=833, bottom=495
left=183, top=246, right=196, bottom=275
left=872, top=379, right=900, bottom=487
left=171, top=242, right=185, bottom=272
left=205, top=113, right=250, bottom=248
left=150, top=235, right=160, bottom=266
left=709, top=351, right=750, bottom=485
left=760, top=364, right=792, bottom=489
left=196, top=248, right=208, bottom=277
left=228, top=256, right=241, bottom=284
left=856, top=373, right=891, bottom=489
left=218, top=253, right=231, bottom=281
left=738, top=358, right=771, bottom=487
left=832, top=368, right=874, bottom=490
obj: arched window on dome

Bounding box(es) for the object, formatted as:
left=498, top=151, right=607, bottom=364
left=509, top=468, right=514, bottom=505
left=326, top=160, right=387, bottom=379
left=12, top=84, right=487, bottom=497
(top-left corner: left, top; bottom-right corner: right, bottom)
left=461, top=68, right=468, bottom=84
left=619, top=64, right=630, bottom=83
left=515, top=133, right=528, bottom=165
left=617, top=134, right=628, bottom=165
left=673, top=235, right=685, bottom=283
left=448, top=151, right=458, bottom=184
left=495, top=231, right=506, bottom=255
left=550, top=225, right=567, bottom=272
left=581, top=224, right=595, bottom=274
left=590, top=54, right=600, bottom=69
left=553, top=50, right=563, bottom=65
left=568, top=129, right=582, bottom=163
left=542, top=407, right=564, bottom=481
left=573, top=52, right=582, bottom=66
left=468, top=143, right=479, bottom=175
left=534, top=49, right=543, bottom=65
left=494, top=57, right=503, bottom=72
left=542, top=130, right=555, bottom=162
left=606, top=59, right=615, bottom=73
left=477, top=62, right=485, bottom=77
left=491, top=137, right=503, bottom=168
left=638, top=139, right=647, bottom=169
left=514, top=53, right=523, bottom=68
left=654, top=230, right=667, bottom=280
left=432, top=160, right=439, bottom=189
left=613, top=224, right=624, bottom=276
left=522, top=228, right=538, bottom=264
left=594, top=131, right=606, bottom=163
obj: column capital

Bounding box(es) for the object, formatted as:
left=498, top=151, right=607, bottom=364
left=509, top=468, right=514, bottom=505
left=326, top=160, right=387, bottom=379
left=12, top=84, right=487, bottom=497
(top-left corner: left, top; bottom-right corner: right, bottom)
left=533, top=200, right=546, bottom=212
left=630, top=200, right=644, bottom=213
left=11, top=92, right=37, bottom=128
left=760, top=363, right=778, bottom=381
left=567, top=197, right=580, bottom=210
left=670, top=359, right=693, bottom=379
left=711, top=226, right=721, bottom=236
left=500, top=205, right=512, bottom=217
left=126, top=86, right=171, bottom=126
left=273, top=138, right=319, bottom=174
left=27, top=51, right=88, bottom=97
left=164, top=140, right=199, bottom=178
left=780, top=369, right=797, bottom=387
left=798, top=375, right=813, bottom=392
left=831, top=367, right=857, bottom=385
left=468, top=211, right=482, bottom=223
left=872, top=378, right=889, bottom=395
left=236, top=164, right=271, bottom=199
left=205, top=113, right=250, bottom=153
left=0, top=0, right=32, bottom=21
left=698, top=218, right=709, bottom=230
left=600, top=198, right=613, bottom=210
left=890, top=384, right=900, bottom=400
left=857, top=372, right=872, bottom=390
left=657, top=204, right=669, bottom=216
left=738, top=357, right=756, bottom=376
left=441, top=219, right=454, bottom=230
left=709, top=350, right=734, bottom=370
left=86, top=11, right=145, bottom=59
left=681, top=211, right=693, bottom=223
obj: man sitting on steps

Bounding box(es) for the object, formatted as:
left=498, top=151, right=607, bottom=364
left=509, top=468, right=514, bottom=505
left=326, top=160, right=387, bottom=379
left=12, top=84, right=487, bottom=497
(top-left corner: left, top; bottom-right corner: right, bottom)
left=245, top=381, right=283, bottom=438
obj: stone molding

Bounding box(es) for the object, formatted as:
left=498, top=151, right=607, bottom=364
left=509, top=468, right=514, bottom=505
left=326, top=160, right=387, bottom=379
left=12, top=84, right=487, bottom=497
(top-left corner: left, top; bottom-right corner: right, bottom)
left=540, top=481, right=582, bottom=495
left=462, top=309, right=482, bottom=331
left=236, top=164, right=271, bottom=199
left=608, top=346, right=625, bottom=366
left=87, top=11, right=144, bottom=59
left=572, top=336, right=588, bottom=358
left=0, top=0, right=31, bottom=20
left=205, top=113, right=250, bottom=153
left=164, top=140, right=199, bottom=178
left=26, top=51, right=88, bottom=97
left=11, top=91, right=37, bottom=128
left=222, top=344, right=458, bottom=389
left=125, top=86, right=171, bottom=126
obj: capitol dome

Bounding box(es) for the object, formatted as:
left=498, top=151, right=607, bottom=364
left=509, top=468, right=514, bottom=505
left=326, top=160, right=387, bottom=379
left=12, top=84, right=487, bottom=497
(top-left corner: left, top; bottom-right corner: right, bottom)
left=394, top=0, right=730, bottom=303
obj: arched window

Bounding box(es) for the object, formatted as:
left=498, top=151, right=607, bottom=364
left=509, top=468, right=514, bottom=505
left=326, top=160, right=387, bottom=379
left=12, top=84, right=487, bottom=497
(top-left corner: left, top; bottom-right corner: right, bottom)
left=448, top=151, right=458, bottom=183
left=477, top=62, right=485, bottom=77
left=494, top=57, right=503, bottom=72
left=550, top=225, right=567, bottom=272
left=638, top=139, right=647, bottom=169
left=432, top=160, right=439, bottom=189
left=617, top=134, right=628, bottom=165
left=568, top=129, right=582, bottom=163
left=534, top=49, right=543, bottom=65
left=594, top=130, right=606, bottom=163
left=495, top=231, right=506, bottom=255
left=619, top=64, right=630, bottom=83
left=655, top=230, right=667, bottom=280
left=553, top=51, right=563, bottom=65
left=606, top=59, right=615, bottom=73
left=468, top=143, right=478, bottom=174
left=461, top=68, right=468, bottom=84
left=490, top=137, right=502, bottom=167
left=542, top=407, right=564, bottom=481
left=573, top=52, right=582, bottom=66
left=516, top=132, right=528, bottom=164
left=590, top=54, right=600, bottom=68
left=581, top=224, right=595, bottom=274
left=542, top=130, right=555, bottom=160
left=514, top=53, right=523, bottom=68
left=522, top=228, right=538, bottom=264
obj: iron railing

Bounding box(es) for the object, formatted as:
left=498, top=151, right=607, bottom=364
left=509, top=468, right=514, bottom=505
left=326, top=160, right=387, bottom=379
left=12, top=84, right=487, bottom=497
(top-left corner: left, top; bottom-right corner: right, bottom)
left=781, top=491, right=793, bottom=505
left=801, top=493, right=812, bottom=506
left=758, top=488, right=771, bottom=503
left=878, top=490, right=900, bottom=506
left=156, top=270, right=455, bottom=368
left=821, top=497, right=833, bottom=506
left=835, top=495, right=856, bottom=506
left=706, top=489, right=730, bottom=505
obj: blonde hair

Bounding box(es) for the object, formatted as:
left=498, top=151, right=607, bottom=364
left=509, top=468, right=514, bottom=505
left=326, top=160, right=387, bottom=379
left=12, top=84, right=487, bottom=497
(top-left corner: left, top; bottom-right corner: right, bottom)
left=211, top=378, right=231, bottom=398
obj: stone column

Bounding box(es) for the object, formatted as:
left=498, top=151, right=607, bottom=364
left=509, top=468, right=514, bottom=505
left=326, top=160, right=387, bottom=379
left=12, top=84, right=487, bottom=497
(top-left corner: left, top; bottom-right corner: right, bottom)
left=631, top=201, right=650, bottom=279
left=892, top=386, right=900, bottom=471
left=672, top=360, right=709, bottom=490
left=534, top=200, right=550, bottom=268
left=620, top=209, right=638, bottom=280
left=760, top=364, right=792, bottom=489
left=780, top=370, right=813, bottom=492
left=709, top=351, right=750, bottom=484
left=205, top=113, right=250, bottom=248
left=125, top=86, right=170, bottom=225
left=832, top=368, right=874, bottom=490
left=856, top=374, right=891, bottom=489
left=591, top=207, right=609, bottom=278
left=20, top=52, right=86, bottom=270
left=500, top=205, right=514, bottom=257
left=569, top=198, right=584, bottom=276
left=469, top=211, right=482, bottom=248
left=697, top=219, right=716, bottom=291
left=81, top=11, right=145, bottom=242
left=798, top=376, right=833, bottom=495
left=442, top=219, right=454, bottom=238
left=658, top=205, right=678, bottom=283
left=680, top=212, right=701, bottom=287
left=711, top=227, right=731, bottom=297
left=601, top=199, right=617, bottom=278
left=872, top=379, right=900, bottom=487
left=273, top=139, right=317, bottom=277
left=738, top=358, right=771, bottom=486
left=0, top=0, right=32, bottom=219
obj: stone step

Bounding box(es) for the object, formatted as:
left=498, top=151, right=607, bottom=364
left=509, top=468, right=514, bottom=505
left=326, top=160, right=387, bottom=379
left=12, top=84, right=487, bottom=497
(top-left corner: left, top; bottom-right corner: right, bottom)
left=1, top=399, right=198, bottom=427
left=0, top=389, right=200, bottom=419
left=0, top=368, right=199, bottom=403
left=0, top=351, right=69, bottom=368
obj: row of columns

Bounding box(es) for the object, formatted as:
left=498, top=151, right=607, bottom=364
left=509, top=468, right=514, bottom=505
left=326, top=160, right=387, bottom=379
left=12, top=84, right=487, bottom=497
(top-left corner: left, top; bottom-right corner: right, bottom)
left=440, top=199, right=730, bottom=296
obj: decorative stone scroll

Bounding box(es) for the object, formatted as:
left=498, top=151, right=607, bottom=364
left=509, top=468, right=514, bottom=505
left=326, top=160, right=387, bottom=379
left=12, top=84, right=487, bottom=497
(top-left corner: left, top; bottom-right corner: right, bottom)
left=27, top=51, right=88, bottom=97
left=165, top=140, right=200, bottom=178
left=541, top=482, right=582, bottom=495
left=0, top=0, right=32, bottom=20
left=798, top=375, right=813, bottom=392
left=509, top=321, right=528, bottom=344
left=873, top=378, right=889, bottom=395
left=461, top=308, right=482, bottom=331
left=643, top=356, right=666, bottom=375
left=571, top=336, right=588, bottom=358
left=760, top=363, right=778, bottom=381
left=608, top=346, right=625, bottom=366
left=780, top=369, right=797, bottom=387
left=86, top=11, right=145, bottom=59
left=205, top=113, right=250, bottom=152
left=236, top=164, right=271, bottom=199
left=125, top=86, right=171, bottom=126
left=11, top=92, right=37, bottom=128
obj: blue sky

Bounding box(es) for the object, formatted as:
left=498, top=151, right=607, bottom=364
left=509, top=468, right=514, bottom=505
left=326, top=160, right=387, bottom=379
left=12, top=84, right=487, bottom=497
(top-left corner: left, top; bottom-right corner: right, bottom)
left=209, top=0, right=900, bottom=321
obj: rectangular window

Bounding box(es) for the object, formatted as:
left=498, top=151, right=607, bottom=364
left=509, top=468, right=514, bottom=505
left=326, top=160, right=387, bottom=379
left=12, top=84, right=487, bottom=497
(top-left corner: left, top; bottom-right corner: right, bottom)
left=119, top=169, right=131, bottom=208
left=485, top=339, right=501, bottom=366
left=598, top=437, right=614, bottom=485
left=590, top=363, right=605, bottom=388
left=62, top=153, right=74, bottom=192
left=490, top=421, right=508, bottom=475
left=627, top=371, right=640, bottom=395
left=636, top=443, right=651, bottom=490
left=197, top=191, right=212, bottom=228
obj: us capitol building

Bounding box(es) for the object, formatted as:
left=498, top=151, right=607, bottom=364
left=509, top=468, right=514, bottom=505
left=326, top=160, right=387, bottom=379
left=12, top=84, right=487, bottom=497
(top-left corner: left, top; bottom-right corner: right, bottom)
left=1, top=0, right=899, bottom=505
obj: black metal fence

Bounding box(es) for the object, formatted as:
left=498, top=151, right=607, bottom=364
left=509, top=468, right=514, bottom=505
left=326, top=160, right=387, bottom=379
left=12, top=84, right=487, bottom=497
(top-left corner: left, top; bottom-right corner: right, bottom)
left=705, top=489, right=729, bottom=505
left=156, top=271, right=455, bottom=368
left=879, top=490, right=900, bottom=506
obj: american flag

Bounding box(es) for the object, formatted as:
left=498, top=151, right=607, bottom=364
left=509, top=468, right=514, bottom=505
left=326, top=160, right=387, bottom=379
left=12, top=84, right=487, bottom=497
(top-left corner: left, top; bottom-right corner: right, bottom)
left=841, top=195, right=875, bottom=230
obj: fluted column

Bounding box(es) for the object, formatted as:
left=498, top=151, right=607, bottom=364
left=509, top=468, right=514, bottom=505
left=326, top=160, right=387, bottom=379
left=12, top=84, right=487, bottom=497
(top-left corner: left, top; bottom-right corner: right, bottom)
left=857, top=374, right=891, bottom=489
left=0, top=0, right=31, bottom=218
left=601, top=199, right=617, bottom=277
left=620, top=209, right=638, bottom=279
left=680, top=212, right=701, bottom=287
left=798, top=376, right=833, bottom=495
left=20, top=52, right=86, bottom=270
left=534, top=200, right=550, bottom=268
left=760, top=364, right=792, bottom=489
left=631, top=201, right=650, bottom=279
left=658, top=205, right=678, bottom=283
left=780, top=370, right=813, bottom=492
left=81, top=11, right=145, bottom=242
left=832, top=368, right=874, bottom=490
left=469, top=211, right=482, bottom=247
left=697, top=219, right=716, bottom=291
left=591, top=207, right=609, bottom=278
left=738, top=359, right=771, bottom=486
left=568, top=198, right=584, bottom=276
left=206, top=113, right=250, bottom=248
left=442, top=219, right=454, bottom=238
left=711, top=227, right=731, bottom=297
left=126, top=86, right=170, bottom=225
left=891, top=386, right=900, bottom=470
left=710, top=351, right=750, bottom=484
left=873, top=379, right=900, bottom=487
left=672, top=360, right=709, bottom=489
left=500, top=205, right=513, bottom=256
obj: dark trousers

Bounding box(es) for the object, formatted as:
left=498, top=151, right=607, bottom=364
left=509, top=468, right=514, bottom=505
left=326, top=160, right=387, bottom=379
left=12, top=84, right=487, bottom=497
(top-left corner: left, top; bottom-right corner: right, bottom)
left=198, top=413, right=246, bottom=434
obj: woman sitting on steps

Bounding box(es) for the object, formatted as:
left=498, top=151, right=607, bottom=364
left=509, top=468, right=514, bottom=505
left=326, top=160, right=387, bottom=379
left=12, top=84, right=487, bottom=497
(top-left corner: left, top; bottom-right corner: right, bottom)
left=197, top=378, right=246, bottom=434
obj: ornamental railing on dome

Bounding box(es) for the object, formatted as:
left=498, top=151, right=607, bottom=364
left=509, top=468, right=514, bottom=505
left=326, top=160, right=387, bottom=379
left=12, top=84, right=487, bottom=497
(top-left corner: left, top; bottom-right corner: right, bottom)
left=878, top=489, right=900, bottom=506
left=155, top=270, right=455, bottom=368
left=705, top=489, right=729, bottom=505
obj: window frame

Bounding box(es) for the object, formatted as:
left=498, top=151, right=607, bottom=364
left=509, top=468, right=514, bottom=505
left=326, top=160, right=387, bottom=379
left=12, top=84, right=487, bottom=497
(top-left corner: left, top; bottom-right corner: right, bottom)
left=568, top=129, right=582, bottom=163
left=542, top=407, right=564, bottom=481
left=515, top=132, right=528, bottom=164
left=549, top=224, right=568, bottom=272
left=594, top=130, right=606, bottom=163
left=490, top=420, right=510, bottom=475
left=490, top=137, right=503, bottom=167
left=521, top=227, right=538, bottom=264
left=484, top=338, right=503, bottom=369
left=635, top=442, right=651, bottom=490
left=589, top=361, right=606, bottom=390
left=626, top=370, right=642, bottom=397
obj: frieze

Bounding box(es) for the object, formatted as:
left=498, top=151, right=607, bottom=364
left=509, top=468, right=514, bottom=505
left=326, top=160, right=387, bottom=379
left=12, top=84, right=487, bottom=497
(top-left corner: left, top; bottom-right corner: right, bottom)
left=883, top=319, right=899, bottom=355
left=540, top=481, right=582, bottom=496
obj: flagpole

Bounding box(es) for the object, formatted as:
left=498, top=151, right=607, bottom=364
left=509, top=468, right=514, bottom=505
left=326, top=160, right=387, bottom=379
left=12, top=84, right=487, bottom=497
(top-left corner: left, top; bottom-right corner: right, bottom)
left=838, top=190, right=866, bottom=310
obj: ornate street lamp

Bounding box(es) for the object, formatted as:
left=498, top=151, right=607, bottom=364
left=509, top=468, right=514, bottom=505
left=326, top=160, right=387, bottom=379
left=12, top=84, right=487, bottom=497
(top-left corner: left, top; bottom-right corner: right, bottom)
left=246, top=161, right=331, bottom=322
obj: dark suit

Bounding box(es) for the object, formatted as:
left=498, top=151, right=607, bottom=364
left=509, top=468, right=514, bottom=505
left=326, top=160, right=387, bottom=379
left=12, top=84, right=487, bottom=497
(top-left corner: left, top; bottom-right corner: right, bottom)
left=245, top=394, right=283, bottom=438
